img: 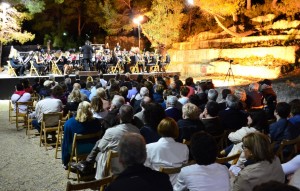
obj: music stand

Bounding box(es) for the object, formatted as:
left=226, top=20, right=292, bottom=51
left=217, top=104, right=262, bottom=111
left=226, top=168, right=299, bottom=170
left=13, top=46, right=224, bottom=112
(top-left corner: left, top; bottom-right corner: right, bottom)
left=224, top=60, right=235, bottom=83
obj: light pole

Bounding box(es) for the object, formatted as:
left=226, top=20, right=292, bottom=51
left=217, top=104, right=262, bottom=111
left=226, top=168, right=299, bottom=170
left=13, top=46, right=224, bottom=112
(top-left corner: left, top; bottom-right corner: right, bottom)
left=0, top=2, right=10, bottom=72
left=133, top=15, right=143, bottom=50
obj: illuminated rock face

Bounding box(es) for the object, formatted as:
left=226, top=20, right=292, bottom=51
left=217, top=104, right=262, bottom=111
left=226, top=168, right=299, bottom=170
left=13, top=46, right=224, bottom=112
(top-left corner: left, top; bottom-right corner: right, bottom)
left=167, top=46, right=296, bottom=79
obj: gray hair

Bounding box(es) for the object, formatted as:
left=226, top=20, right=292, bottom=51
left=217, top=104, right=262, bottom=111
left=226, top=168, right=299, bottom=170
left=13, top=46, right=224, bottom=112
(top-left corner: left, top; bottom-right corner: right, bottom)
left=111, top=95, right=125, bottom=108
left=119, top=105, right=134, bottom=123
left=118, top=133, right=146, bottom=168
left=207, top=89, right=218, bottom=101
left=140, top=87, right=149, bottom=97
left=226, top=94, right=240, bottom=109
left=166, top=95, right=178, bottom=107
left=249, top=82, right=259, bottom=91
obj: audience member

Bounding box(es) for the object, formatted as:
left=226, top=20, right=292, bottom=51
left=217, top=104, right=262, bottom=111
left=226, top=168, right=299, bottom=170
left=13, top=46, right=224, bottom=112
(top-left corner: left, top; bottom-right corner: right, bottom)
left=200, top=101, right=223, bottom=136
left=11, top=83, right=31, bottom=113
left=165, top=95, right=182, bottom=122
left=90, top=96, right=108, bottom=119
left=246, top=82, right=263, bottom=109
left=174, top=132, right=230, bottom=191
left=219, top=88, right=231, bottom=111
left=145, top=117, right=189, bottom=186
left=106, top=133, right=173, bottom=191
left=177, top=103, right=204, bottom=142
left=230, top=132, right=285, bottom=191
left=61, top=101, right=101, bottom=169
left=133, top=96, right=152, bottom=129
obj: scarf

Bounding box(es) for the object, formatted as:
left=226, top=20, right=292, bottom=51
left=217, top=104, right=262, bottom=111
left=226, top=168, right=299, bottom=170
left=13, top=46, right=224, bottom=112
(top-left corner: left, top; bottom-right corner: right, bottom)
left=14, top=90, right=26, bottom=96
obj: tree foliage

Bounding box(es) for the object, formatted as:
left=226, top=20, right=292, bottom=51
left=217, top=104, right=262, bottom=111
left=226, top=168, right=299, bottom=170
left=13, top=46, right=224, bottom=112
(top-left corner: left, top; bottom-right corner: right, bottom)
left=0, top=6, right=34, bottom=44
left=142, top=0, right=184, bottom=48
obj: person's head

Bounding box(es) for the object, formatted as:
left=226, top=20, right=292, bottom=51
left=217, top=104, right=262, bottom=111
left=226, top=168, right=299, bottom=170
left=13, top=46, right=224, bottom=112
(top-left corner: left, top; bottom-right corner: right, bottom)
left=207, top=89, right=218, bottom=101
left=139, top=87, right=149, bottom=97
left=249, top=82, right=259, bottom=92
left=119, top=86, right=128, bottom=99
left=15, top=83, right=24, bottom=91
left=51, top=85, right=63, bottom=98
left=49, top=74, right=55, bottom=82
left=289, top=99, right=300, bottom=116
left=226, top=94, right=240, bottom=109
left=190, top=132, right=217, bottom=165
left=205, top=101, right=219, bottom=117
left=189, top=94, right=201, bottom=107
left=155, top=84, right=165, bottom=94
left=247, top=110, right=268, bottom=130
left=157, top=117, right=179, bottom=139
left=86, top=76, right=93, bottom=83
left=119, top=105, right=134, bottom=123
left=91, top=96, right=104, bottom=113
left=221, top=88, right=232, bottom=100
left=65, top=77, right=72, bottom=85
left=73, top=83, right=81, bottom=90
left=69, top=89, right=82, bottom=102
left=242, top=132, right=274, bottom=163
left=234, top=88, right=247, bottom=102
left=111, top=95, right=125, bottom=109
left=96, top=87, right=106, bottom=99
left=118, top=133, right=147, bottom=168
left=185, top=77, right=194, bottom=86
left=180, top=86, right=190, bottom=97
left=166, top=95, right=178, bottom=108
left=80, top=81, right=87, bottom=89
left=182, top=103, right=200, bottom=119
left=75, top=101, right=93, bottom=122
left=140, top=96, right=152, bottom=109
left=275, top=102, right=291, bottom=119
left=253, top=180, right=300, bottom=191
left=143, top=102, right=166, bottom=129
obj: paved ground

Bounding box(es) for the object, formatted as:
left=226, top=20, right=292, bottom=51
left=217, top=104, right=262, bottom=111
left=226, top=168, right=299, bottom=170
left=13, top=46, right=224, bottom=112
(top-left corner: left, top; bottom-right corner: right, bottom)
left=0, top=100, right=73, bottom=191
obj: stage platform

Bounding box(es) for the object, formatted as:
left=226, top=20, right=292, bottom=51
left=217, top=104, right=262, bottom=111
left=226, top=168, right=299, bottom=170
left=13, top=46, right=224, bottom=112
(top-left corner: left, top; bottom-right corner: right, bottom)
left=0, top=67, right=180, bottom=100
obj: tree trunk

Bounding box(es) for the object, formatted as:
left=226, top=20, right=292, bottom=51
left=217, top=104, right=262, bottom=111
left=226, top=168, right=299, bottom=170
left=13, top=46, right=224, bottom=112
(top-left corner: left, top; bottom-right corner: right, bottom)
left=0, top=42, right=3, bottom=71
left=247, top=0, right=252, bottom=10
left=213, top=15, right=254, bottom=37
left=272, top=0, right=277, bottom=8
left=78, top=11, right=81, bottom=37
left=232, top=14, right=238, bottom=32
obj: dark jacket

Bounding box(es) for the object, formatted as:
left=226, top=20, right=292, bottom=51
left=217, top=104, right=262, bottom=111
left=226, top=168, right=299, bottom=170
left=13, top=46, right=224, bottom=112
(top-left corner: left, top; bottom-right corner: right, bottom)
left=106, top=164, right=172, bottom=191
left=81, top=44, right=93, bottom=59
left=219, top=108, right=248, bottom=131
left=177, top=119, right=205, bottom=142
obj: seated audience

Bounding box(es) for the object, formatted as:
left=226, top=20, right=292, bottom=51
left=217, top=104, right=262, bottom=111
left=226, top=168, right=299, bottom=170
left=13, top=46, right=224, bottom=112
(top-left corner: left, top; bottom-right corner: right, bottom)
left=200, top=101, right=223, bottom=136
left=61, top=101, right=102, bottom=168
left=219, top=94, right=248, bottom=131
left=140, top=102, right=166, bottom=143
left=234, top=88, right=247, bottom=111
left=174, top=132, right=230, bottom=191
left=288, top=99, right=300, bottom=138
left=207, top=89, right=218, bottom=102
left=165, top=95, right=182, bottom=122
left=230, top=132, right=285, bottom=191
left=64, top=88, right=81, bottom=116
left=90, top=96, right=108, bottom=119
left=11, top=83, right=31, bottom=113
left=133, top=96, right=152, bottom=129
left=178, top=86, right=190, bottom=106
left=246, top=82, right=263, bottom=109
left=145, top=117, right=189, bottom=185
left=177, top=103, right=204, bottom=142
left=106, top=133, right=173, bottom=191
left=219, top=88, right=231, bottom=111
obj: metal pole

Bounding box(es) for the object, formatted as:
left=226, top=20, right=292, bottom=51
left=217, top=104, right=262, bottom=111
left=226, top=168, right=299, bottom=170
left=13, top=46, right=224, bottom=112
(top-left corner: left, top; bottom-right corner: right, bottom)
left=138, top=24, right=141, bottom=50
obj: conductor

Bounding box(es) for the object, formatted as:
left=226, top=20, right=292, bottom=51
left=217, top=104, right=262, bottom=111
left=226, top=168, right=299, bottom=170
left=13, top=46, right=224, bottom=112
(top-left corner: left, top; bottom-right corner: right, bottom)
left=81, top=40, right=94, bottom=71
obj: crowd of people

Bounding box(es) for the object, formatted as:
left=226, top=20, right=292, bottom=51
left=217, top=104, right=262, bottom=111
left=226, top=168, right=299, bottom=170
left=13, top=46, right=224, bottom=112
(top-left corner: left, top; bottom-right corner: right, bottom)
left=10, top=73, right=300, bottom=190
left=8, top=42, right=170, bottom=76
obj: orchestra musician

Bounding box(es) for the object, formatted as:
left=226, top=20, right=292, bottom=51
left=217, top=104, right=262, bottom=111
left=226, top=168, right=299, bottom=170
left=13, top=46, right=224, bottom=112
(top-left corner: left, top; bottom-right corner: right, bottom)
left=137, top=52, right=144, bottom=73
left=33, top=51, right=46, bottom=75
left=8, top=47, right=26, bottom=76
left=114, top=42, right=121, bottom=52
left=81, top=40, right=94, bottom=71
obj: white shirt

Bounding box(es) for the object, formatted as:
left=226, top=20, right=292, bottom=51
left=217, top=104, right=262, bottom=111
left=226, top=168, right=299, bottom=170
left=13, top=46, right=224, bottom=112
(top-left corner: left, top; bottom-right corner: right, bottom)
left=35, top=97, right=63, bottom=123
left=100, top=79, right=107, bottom=88
left=173, top=163, right=230, bottom=191
left=11, top=92, right=31, bottom=113
left=92, top=110, right=108, bottom=119
left=145, top=137, right=189, bottom=186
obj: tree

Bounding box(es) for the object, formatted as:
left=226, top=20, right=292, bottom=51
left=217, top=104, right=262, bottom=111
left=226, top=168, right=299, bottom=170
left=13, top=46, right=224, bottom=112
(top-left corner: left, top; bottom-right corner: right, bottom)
left=0, top=5, right=34, bottom=70
left=142, top=0, right=184, bottom=48
left=192, top=0, right=256, bottom=37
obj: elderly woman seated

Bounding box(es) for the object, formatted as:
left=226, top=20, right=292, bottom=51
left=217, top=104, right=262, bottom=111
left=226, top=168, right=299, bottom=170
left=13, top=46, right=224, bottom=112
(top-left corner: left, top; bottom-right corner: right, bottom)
left=145, top=117, right=189, bottom=186
left=61, top=101, right=102, bottom=169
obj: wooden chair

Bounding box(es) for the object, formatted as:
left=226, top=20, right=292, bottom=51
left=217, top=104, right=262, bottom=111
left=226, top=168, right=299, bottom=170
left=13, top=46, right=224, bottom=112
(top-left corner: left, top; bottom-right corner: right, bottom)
left=29, top=60, right=40, bottom=76
left=15, top=101, right=34, bottom=131
left=51, top=60, right=62, bottom=75
left=276, top=136, right=300, bottom=163
left=107, top=61, right=122, bottom=74
left=39, top=112, right=63, bottom=151
left=55, top=120, right=66, bottom=159
left=130, top=62, right=139, bottom=73
left=9, top=100, right=16, bottom=124
left=103, top=150, right=119, bottom=178
left=7, top=61, right=17, bottom=77
left=182, top=139, right=190, bottom=146
left=213, top=133, right=225, bottom=152
left=67, top=132, right=102, bottom=182
left=26, top=103, right=36, bottom=137
left=65, top=175, right=113, bottom=191
left=216, top=152, right=241, bottom=165
left=159, top=166, right=182, bottom=175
